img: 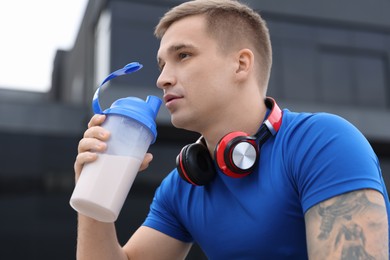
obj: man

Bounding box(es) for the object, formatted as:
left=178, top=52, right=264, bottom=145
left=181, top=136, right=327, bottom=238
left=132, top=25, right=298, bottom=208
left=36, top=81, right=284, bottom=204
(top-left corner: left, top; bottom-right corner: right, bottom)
left=74, top=0, right=389, bottom=259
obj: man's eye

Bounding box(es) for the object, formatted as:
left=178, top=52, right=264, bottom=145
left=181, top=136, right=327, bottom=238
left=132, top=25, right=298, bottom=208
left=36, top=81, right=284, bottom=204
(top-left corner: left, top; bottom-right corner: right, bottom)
left=158, top=63, right=165, bottom=71
left=178, top=53, right=190, bottom=59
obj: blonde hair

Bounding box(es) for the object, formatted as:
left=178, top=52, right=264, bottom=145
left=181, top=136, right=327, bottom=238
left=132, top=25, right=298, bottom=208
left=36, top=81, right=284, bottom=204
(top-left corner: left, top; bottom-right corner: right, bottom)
left=155, top=0, right=272, bottom=92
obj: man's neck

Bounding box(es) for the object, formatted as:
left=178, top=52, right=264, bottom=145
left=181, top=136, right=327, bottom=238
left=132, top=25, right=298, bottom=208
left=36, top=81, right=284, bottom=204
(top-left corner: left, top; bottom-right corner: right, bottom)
left=201, top=95, right=267, bottom=158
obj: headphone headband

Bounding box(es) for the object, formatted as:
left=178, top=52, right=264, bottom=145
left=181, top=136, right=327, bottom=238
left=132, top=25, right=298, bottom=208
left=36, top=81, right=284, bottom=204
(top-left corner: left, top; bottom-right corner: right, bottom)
left=263, top=97, right=282, bottom=136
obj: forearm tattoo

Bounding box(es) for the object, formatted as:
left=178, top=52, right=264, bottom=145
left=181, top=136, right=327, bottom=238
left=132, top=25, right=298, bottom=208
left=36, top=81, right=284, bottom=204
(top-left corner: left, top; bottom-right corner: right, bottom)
left=314, top=190, right=385, bottom=259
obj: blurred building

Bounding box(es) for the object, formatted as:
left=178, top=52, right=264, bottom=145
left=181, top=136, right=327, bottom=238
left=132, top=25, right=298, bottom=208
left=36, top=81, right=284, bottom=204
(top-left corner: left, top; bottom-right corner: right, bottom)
left=0, top=0, right=389, bottom=259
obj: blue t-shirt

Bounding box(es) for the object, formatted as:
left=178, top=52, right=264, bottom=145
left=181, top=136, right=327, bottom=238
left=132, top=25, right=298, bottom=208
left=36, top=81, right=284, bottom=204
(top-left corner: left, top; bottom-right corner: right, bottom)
left=143, top=109, right=389, bottom=259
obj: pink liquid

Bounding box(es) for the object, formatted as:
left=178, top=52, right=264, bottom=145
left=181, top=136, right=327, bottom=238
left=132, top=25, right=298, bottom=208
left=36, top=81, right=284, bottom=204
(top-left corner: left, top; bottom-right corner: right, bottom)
left=70, top=154, right=142, bottom=222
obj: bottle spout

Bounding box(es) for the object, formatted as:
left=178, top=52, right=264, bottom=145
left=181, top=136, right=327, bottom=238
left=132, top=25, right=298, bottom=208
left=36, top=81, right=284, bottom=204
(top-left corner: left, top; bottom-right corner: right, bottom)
left=146, top=95, right=162, bottom=119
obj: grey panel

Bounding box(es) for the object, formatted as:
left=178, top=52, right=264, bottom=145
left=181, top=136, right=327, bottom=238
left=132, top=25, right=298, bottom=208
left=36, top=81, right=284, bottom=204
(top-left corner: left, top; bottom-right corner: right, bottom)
left=281, top=42, right=317, bottom=101
left=268, top=18, right=390, bottom=109
left=110, top=1, right=164, bottom=89
left=319, top=50, right=353, bottom=105
left=355, top=54, right=388, bottom=108
left=319, top=46, right=388, bottom=108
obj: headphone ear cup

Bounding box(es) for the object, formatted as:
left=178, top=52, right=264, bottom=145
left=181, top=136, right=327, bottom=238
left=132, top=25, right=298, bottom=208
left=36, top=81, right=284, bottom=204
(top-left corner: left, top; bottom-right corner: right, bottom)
left=176, top=143, right=216, bottom=186
left=215, top=132, right=258, bottom=178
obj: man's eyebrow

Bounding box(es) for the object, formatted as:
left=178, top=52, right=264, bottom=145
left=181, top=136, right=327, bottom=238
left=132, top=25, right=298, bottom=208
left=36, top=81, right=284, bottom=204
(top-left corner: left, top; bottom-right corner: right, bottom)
left=157, top=43, right=195, bottom=59
left=168, top=43, right=195, bottom=52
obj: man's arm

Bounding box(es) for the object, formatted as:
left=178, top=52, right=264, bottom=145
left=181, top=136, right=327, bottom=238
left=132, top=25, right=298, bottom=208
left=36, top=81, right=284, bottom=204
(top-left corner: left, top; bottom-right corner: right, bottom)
left=77, top=215, right=191, bottom=260
left=75, top=114, right=192, bottom=259
left=77, top=215, right=127, bottom=260
left=123, top=226, right=192, bottom=259
left=305, top=189, right=388, bottom=259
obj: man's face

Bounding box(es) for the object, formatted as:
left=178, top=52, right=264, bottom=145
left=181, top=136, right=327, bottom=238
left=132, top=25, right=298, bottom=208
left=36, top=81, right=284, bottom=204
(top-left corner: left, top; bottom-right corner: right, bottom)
left=156, top=15, right=239, bottom=133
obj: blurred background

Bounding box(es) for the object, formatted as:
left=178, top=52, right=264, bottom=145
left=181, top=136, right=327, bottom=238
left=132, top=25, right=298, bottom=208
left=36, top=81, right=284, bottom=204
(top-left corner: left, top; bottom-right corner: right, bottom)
left=0, top=0, right=389, bottom=259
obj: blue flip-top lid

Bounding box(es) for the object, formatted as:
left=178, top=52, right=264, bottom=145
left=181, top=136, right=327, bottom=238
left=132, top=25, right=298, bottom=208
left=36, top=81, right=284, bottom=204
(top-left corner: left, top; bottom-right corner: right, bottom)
left=92, top=62, right=162, bottom=143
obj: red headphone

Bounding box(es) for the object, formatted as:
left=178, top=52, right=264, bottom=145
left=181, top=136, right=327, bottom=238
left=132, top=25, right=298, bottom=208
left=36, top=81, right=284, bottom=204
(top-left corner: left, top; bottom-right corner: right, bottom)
left=176, top=97, right=283, bottom=186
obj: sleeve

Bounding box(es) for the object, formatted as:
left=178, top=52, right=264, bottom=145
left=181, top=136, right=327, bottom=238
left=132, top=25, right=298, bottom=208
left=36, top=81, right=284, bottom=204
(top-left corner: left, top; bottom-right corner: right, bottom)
left=142, top=170, right=193, bottom=243
left=286, top=113, right=385, bottom=213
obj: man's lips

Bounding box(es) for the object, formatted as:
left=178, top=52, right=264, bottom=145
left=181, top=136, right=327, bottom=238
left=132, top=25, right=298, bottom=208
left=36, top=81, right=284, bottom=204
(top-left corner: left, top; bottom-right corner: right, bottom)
left=163, top=93, right=183, bottom=104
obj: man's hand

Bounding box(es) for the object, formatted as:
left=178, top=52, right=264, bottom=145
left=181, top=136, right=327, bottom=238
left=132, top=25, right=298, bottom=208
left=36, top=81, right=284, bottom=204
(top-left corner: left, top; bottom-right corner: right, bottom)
left=74, top=114, right=153, bottom=182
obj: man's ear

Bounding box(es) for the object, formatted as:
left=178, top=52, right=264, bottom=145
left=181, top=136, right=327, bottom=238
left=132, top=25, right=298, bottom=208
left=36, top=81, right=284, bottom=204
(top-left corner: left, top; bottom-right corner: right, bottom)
left=235, top=48, right=254, bottom=79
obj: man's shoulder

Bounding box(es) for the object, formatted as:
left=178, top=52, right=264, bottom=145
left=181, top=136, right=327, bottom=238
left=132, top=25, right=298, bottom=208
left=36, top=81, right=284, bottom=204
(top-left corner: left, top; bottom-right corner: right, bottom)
left=281, top=109, right=355, bottom=134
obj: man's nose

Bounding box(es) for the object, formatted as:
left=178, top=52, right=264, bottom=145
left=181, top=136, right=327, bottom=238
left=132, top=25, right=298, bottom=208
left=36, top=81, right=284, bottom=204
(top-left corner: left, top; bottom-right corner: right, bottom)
left=156, top=66, right=176, bottom=89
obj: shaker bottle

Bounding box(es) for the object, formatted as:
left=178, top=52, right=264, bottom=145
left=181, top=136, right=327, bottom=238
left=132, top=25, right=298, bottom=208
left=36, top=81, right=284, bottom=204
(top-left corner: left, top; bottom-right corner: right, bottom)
left=70, top=62, right=162, bottom=222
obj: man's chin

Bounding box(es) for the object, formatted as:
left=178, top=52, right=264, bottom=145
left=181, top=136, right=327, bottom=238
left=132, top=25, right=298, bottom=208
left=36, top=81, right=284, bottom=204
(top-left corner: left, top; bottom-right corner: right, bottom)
left=171, top=117, right=193, bottom=131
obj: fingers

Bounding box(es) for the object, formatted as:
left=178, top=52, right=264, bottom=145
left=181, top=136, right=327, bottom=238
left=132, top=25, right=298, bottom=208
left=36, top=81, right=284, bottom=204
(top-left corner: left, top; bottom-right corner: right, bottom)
left=75, top=114, right=154, bottom=181
left=139, top=153, right=153, bottom=172
left=75, top=114, right=110, bottom=180
left=74, top=138, right=107, bottom=181
left=78, top=136, right=108, bottom=154
left=84, top=115, right=110, bottom=140
left=74, top=152, right=98, bottom=181
left=88, top=114, right=106, bottom=128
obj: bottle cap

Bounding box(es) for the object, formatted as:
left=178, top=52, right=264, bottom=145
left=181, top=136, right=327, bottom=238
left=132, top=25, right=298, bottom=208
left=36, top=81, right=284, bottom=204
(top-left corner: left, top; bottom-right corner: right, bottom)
left=92, top=62, right=161, bottom=143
